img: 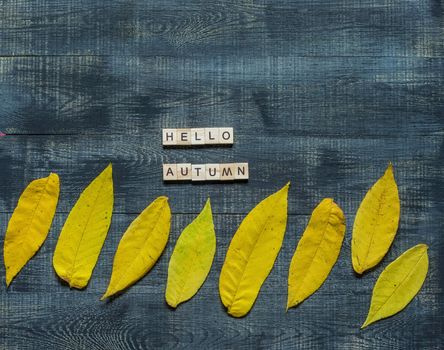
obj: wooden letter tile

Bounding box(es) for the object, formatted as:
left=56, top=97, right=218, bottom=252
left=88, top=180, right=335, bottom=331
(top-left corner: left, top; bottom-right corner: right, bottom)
left=234, top=163, right=249, bottom=180
left=162, top=129, right=177, bottom=146
left=206, top=164, right=220, bottom=180
left=176, top=163, right=192, bottom=180
left=191, top=128, right=205, bottom=145
left=219, top=127, right=234, bottom=144
left=220, top=163, right=236, bottom=181
left=176, top=128, right=191, bottom=145
left=163, top=164, right=177, bottom=181
left=192, top=164, right=206, bottom=181
left=204, top=128, right=220, bottom=144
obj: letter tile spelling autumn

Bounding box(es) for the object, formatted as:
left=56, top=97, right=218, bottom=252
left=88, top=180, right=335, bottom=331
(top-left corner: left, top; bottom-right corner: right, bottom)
left=163, top=163, right=248, bottom=182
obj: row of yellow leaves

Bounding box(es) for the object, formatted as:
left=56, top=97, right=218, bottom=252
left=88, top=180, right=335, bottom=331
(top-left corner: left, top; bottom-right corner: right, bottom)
left=3, top=163, right=428, bottom=328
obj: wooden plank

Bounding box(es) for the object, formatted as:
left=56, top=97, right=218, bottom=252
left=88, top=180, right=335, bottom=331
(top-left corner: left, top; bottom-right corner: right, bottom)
left=0, top=56, right=443, bottom=136
left=0, top=212, right=442, bottom=349
left=0, top=134, right=442, bottom=215
left=0, top=0, right=442, bottom=57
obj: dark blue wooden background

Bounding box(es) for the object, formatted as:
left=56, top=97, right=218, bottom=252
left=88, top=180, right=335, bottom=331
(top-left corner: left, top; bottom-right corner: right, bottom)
left=0, top=0, right=443, bottom=349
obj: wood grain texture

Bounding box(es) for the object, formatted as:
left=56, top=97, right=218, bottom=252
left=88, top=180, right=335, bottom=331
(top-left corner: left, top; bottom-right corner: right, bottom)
left=0, top=0, right=443, bottom=348
left=0, top=56, right=443, bottom=136
left=0, top=0, right=442, bottom=57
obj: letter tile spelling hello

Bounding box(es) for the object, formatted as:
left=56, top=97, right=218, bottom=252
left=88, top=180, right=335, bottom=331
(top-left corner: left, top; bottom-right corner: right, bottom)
left=162, top=128, right=234, bottom=146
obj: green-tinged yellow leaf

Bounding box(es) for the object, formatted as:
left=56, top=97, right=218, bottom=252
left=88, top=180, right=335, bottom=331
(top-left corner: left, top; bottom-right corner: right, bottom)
left=53, top=164, right=113, bottom=289
left=219, top=182, right=290, bottom=317
left=166, top=199, right=215, bottom=308
left=352, top=163, right=400, bottom=274
left=4, top=173, right=60, bottom=286
left=102, top=196, right=171, bottom=299
left=287, top=198, right=345, bottom=309
left=362, top=244, right=428, bottom=328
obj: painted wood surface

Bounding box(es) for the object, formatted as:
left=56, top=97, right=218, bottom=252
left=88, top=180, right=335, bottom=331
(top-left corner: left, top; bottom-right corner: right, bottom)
left=0, top=0, right=443, bottom=349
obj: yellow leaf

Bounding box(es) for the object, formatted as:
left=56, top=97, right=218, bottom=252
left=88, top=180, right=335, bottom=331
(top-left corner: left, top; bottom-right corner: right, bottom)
left=219, top=182, right=290, bottom=317
left=362, top=244, right=428, bottom=328
left=53, top=164, right=114, bottom=289
left=4, top=173, right=60, bottom=286
left=166, top=199, right=215, bottom=308
left=287, top=198, right=345, bottom=309
left=352, top=163, right=400, bottom=274
left=102, top=196, right=171, bottom=299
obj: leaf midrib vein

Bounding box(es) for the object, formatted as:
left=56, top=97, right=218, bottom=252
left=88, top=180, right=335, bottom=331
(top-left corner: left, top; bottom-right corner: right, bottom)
left=290, top=202, right=335, bottom=300
left=13, top=177, right=51, bottom=274
left=361, top=183, right=388, bottom=269
left=174, top=220, right=206, bottom=305
left=68, top=176, right=107, bottom=282
left=112, top=201, right=167, bottom=293
left=228, top=197, right=280, bottom=310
